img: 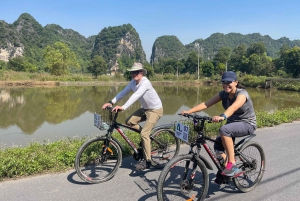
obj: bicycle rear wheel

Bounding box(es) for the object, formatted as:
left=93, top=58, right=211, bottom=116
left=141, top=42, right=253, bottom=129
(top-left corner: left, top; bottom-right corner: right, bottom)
left=75, top=137, right=122, bottom=183
left=157, top=155, right=209, bottom=201
left=233, top=141, right=265, bottom=192
left=150, top=129, right=180, bottom=165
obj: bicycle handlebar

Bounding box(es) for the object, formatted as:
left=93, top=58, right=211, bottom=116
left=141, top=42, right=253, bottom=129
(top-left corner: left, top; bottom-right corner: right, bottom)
left=178, top=113, right=213, bottom=122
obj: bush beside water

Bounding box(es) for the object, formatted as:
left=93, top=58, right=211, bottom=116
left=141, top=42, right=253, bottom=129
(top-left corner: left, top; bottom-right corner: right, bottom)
left=1, top=107, right=300, bottom=180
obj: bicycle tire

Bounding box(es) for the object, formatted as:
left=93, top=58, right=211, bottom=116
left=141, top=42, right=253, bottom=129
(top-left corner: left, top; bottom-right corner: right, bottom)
left=157, top=154, right=209, bottom=201
left=233, top=141, right=265, bottom=192
left=150, top=129, right=180, bottom=165
left=75, top=137, right=122, bottom=184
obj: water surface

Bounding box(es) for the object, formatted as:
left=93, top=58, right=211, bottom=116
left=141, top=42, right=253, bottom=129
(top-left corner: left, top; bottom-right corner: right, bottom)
left=1, top=85, right=299, bottom=146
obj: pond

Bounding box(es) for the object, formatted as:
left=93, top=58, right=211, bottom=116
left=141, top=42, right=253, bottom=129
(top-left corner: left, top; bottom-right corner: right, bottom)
left=1, top=85, right=300, bottom=146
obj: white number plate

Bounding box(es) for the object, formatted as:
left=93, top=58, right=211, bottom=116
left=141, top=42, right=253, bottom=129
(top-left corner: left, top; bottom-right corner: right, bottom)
left=175, top=122, right=189, bottom=143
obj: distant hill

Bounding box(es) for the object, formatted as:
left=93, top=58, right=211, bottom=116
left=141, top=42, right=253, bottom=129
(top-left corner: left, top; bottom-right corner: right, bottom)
left=0, top=13, right=94, bottom=69
left=152, top=33, right=300, bottom=62
left=1, top=13, right=300, bottom=71
left=92, top=23, right=146, bottom=67
left=0, top=13, right=146, bottom=71
left=150, top=35, right=188, bottom=62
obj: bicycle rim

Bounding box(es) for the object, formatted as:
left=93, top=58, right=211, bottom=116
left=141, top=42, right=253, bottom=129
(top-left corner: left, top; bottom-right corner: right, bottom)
left=157, top=155, right=208, bottom=201
left=151, top=129, right=180, bottom=165
left=75, top=138, right=122, bottom=183
left=233, top=141, right=265, bottom=192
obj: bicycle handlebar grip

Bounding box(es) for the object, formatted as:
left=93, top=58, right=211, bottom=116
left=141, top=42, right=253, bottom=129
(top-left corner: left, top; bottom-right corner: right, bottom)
left=105, top=106, right=113, bottom=111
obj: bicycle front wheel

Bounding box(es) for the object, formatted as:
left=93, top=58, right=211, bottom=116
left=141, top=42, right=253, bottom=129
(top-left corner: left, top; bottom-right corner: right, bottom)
left=233, top=141, right=265, bottom=192
left=150, top=129, right=180, bottom=166
left=74, top=137, right=122, bottom=183
left=157, top=155, right=209, bottom=201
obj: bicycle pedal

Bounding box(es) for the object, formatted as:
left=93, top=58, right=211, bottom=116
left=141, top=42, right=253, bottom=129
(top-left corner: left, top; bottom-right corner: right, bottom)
left=161, top=155, right=171, bottom=160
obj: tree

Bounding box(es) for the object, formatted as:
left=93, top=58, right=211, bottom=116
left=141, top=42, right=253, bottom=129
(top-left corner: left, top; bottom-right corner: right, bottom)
left=201, top=61, right=214, bottom=77
left=87, top=55, right=107, bottom=78
left=282, top=46, right=300, bottom=78
left=229, top=44, right=247, bottom=72
left=43, top=42, right=79, bottom=75
left=117, top=55, right=134, bottom=74
left=7, top=57, right=37, bottom=72
left=184, top=51, right=200, bottom=74
left=213, top=46, right=231, bottom=68
left=247, top=42, right=266, bottom=57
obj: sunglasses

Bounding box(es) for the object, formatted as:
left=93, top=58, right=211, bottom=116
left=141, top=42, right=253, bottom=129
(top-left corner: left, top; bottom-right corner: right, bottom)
left=131, top=71, right=141, bottom=75
left=221, top=81, right=234, bottom=84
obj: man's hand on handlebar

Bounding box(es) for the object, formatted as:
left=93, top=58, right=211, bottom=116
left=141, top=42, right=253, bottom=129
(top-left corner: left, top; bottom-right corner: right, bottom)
left=112, top=105, right=124, bottom=112
left=102, top=103, right=112, bottom=110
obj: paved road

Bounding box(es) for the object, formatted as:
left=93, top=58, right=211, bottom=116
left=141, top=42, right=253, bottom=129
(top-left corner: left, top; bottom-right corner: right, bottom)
left=1, top=121, right=300, bottom=201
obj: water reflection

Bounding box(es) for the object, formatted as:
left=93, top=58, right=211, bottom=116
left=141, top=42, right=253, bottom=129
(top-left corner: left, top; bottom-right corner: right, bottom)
left=0, top=85, right=300, bottom=146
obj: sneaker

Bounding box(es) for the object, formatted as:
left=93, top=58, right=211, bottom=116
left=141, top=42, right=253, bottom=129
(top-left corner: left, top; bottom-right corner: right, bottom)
left=221, top=162, right=242, bottom=177
left=150, top=160, right=164, bottom=169
left=135, top=159, right=164, bottom=170
left=135, top=159, right=151, bottom=170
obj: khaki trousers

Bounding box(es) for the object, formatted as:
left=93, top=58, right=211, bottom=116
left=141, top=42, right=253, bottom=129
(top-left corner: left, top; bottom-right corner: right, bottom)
left=125, top=108, right=163, bottom=161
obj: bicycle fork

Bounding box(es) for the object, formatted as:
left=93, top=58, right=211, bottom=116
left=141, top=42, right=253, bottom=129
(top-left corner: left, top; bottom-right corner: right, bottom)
left=180, top=148, right=200, bottom=193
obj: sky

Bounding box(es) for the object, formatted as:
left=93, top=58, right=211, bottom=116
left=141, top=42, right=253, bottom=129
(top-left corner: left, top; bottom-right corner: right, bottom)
left=1, top=0, right=300, bottom=61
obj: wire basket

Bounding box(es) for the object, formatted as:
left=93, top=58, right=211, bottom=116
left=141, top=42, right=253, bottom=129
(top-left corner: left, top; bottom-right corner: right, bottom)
left=94, top=110, right=115, bottom=130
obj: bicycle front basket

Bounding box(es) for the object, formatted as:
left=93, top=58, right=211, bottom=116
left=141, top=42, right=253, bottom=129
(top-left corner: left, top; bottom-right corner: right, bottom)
left=94, top=110, right=115, bottom=130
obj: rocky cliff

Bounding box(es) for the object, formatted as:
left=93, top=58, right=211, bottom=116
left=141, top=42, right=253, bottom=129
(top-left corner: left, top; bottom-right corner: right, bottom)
left=150, top=35, right=187, bottom=63
left=91, top=24, right=146, bottom=70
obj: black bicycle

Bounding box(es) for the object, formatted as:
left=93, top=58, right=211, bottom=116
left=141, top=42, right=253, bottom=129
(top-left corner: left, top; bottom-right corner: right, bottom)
left=74, top=106, right=180, bottom=184
left=157, top=113, right=265, bottom=201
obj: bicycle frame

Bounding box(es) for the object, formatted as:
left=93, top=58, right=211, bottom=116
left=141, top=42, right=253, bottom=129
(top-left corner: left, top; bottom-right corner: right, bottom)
left=182, top=114, right=257, bottom=176
left=102, top=109, right=173, bottom=156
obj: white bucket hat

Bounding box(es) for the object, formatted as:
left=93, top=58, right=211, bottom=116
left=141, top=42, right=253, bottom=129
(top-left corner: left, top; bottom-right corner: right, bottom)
left=127, top=62, right=147, bottom=75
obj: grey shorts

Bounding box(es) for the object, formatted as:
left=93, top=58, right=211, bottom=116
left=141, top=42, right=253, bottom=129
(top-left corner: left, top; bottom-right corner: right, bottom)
left=214, top=121, right=256, bottom=153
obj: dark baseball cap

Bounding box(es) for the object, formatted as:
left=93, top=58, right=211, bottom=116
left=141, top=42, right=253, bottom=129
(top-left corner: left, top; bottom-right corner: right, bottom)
left=221, top=71, right=237, bottom=82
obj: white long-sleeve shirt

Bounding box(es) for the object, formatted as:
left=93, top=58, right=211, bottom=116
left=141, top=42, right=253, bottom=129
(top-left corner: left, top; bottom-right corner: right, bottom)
left=111, top=77, right=163, bottom=110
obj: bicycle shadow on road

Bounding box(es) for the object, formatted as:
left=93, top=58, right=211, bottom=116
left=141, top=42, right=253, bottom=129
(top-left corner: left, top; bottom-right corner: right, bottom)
left=206, top=172, right=240, bottom=199
left=67, top=170, right=97, bottom=185
left=120, top=155, right=163, bottom=177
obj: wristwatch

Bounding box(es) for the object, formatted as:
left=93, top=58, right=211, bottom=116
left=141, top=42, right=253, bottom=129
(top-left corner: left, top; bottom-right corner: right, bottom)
left=220, top=113, right=227, bottom=120
left=108, top=100, right=114, bottom=105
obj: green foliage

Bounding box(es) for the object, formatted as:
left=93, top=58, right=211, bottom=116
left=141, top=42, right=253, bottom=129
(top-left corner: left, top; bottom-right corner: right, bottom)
left=87, top=55, right=107, bottom=78
left=238, top=74, right=266, bottom=87
left=43, top=42, right=79, bottom=75
left=201, top=61, right=214, bottom=77
left=280, top=46, right=300, bottom=78
left=246, top=42, right=266, bottom=57
left=155, top=58, right=185, bottom=75
left=117, top=55, right=134, bottom=73
left=228, top=44, right=247, bottom=72
left=7, top=57, right=38, bottom=72
left=184, top=51, right=201, bottom=74
left=0, top=137, right=86, bottom=179
left=213, top=46, right=231, bottom=67
left=0, top=60, right=6, bottom=70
